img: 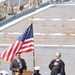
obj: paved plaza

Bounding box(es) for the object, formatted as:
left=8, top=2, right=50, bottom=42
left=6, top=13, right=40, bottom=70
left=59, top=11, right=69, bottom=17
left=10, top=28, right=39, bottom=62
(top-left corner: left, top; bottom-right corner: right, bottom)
left=0, top=4, right=75, bottom=75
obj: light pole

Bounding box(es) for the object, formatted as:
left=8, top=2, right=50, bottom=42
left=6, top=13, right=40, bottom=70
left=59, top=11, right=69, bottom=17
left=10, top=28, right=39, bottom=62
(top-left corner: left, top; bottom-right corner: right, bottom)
left=18, top=0, right=20, bottom=13
left=29, top=0, right=31, bottom=7
left=7, top=0, right=10, bottom=13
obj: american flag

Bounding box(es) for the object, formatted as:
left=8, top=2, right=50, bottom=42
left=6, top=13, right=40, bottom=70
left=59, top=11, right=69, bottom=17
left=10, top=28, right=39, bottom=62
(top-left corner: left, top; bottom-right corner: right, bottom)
left=0, top=24, right=34, bottom=62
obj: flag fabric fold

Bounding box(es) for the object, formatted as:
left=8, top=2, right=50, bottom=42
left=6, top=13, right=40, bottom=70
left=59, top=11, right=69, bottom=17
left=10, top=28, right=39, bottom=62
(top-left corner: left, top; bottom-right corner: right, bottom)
left=0, top=24, right=34, bottom=62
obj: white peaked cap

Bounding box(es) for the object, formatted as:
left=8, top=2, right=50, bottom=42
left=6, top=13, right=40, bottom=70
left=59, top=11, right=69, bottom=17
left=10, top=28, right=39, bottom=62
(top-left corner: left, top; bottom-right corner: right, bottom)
left=0, top=70, right=9, bottom=74
left=34, top=66, right=40, bottom=70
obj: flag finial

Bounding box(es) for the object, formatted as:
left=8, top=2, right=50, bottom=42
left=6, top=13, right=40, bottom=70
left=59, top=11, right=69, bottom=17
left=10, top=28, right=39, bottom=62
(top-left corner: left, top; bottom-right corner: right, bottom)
left=30, top=16, right=34, bottom=24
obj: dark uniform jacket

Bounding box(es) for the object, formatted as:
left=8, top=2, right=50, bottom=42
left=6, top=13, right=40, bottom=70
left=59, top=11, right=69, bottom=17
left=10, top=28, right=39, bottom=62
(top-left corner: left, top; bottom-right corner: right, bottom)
left=49, top=59, right=66, bottom=75
left=10, top=58, right=27, bottom=75
left=33, top=72, right=41, bottom=75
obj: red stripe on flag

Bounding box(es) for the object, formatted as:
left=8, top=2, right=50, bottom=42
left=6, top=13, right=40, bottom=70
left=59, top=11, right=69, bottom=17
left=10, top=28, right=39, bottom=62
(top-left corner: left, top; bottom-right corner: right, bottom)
left=5, top=43, right=15, bottom=61
left=9, top=41, right=22, bottom=62
left=21, top=44, right=34, bottom=49
left=1, top=49, right=7, bottom=60
left=20, top=49, right=34, bottom=54
left=23, top=40, right=34, bottom=44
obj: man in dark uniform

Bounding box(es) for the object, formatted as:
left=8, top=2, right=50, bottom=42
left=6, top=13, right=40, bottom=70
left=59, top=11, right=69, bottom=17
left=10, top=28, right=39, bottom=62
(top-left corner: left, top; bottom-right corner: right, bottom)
left=49, top=52, right=66, bottom=75
left=10, top=52, right=27, bottom=75
left=32, top=66, right=41, bottom=75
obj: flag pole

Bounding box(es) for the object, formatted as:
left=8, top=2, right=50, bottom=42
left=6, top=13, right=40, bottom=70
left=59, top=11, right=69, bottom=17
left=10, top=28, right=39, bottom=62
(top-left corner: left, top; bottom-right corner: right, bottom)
left=30, top=16, right=35, bottom=68
left=33, top=47, right=35, bottom=67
